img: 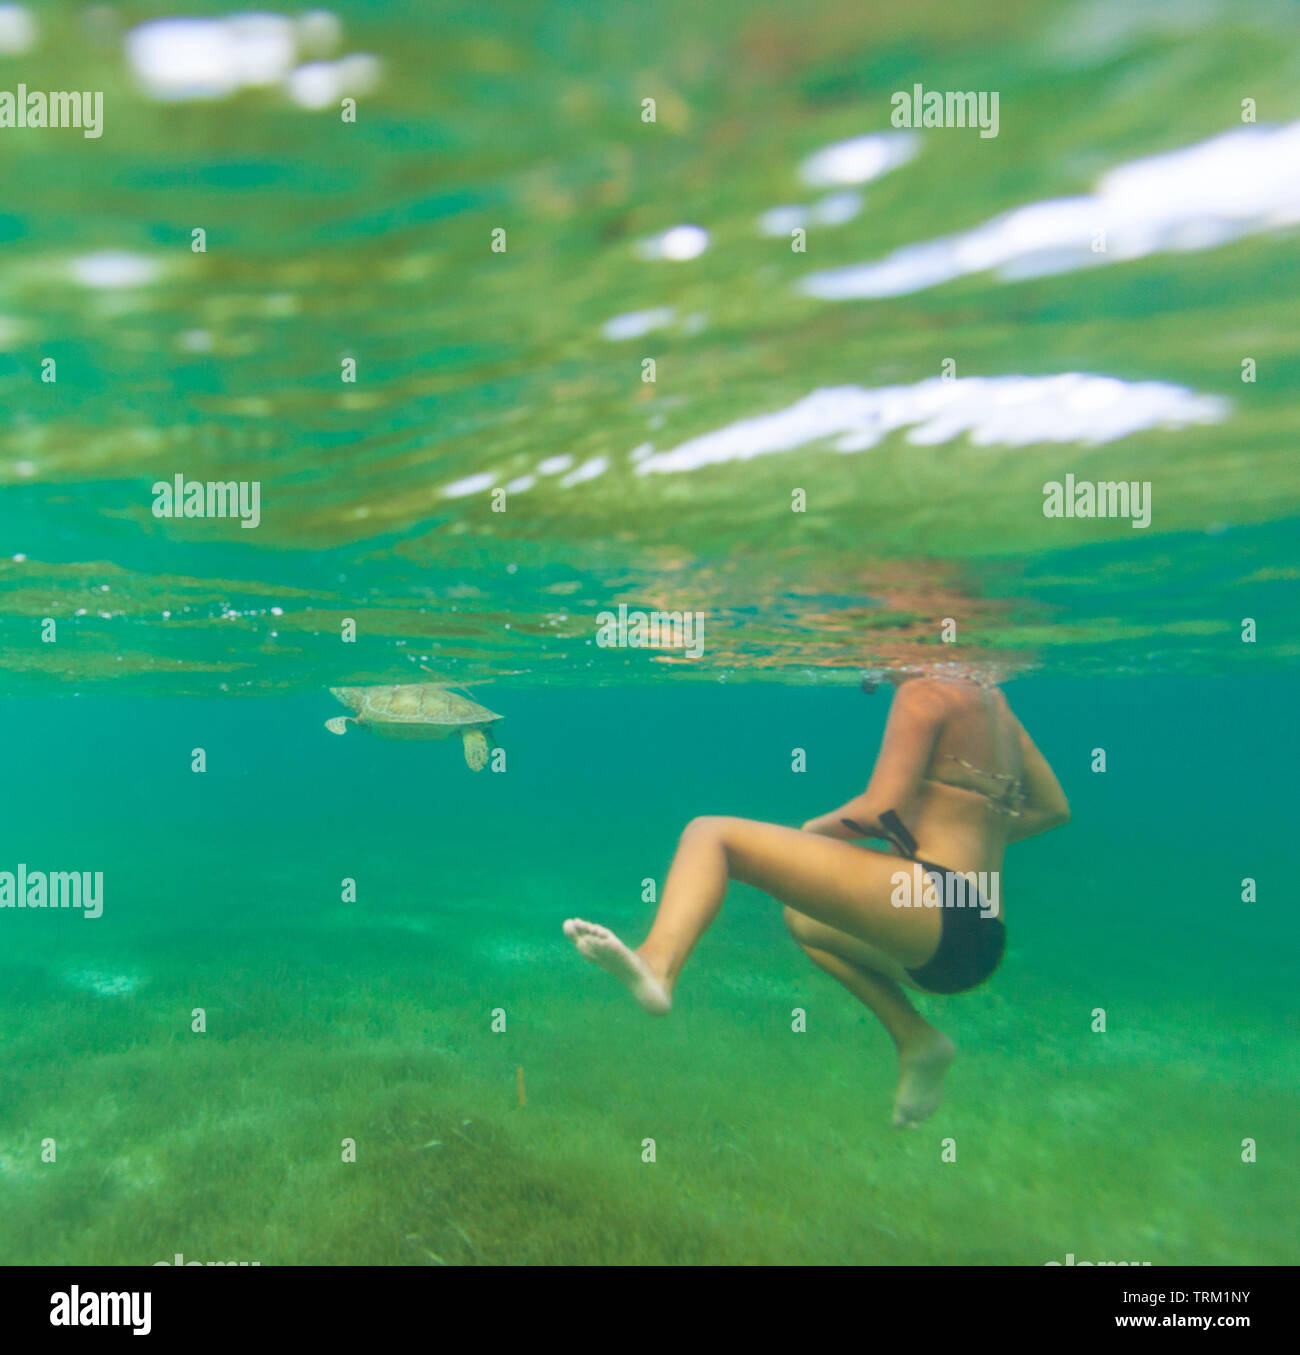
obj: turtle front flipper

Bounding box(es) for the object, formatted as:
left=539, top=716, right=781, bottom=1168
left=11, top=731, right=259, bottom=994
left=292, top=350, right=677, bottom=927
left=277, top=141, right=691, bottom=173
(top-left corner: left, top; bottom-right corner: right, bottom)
left=324, top=716, right=354, bottom=735
left=462, top=729, right=490, bottom=771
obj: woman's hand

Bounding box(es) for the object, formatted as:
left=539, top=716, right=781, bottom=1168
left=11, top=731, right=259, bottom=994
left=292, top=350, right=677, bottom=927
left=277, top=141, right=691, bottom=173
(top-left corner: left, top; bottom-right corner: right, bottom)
left=800, top=814, right=846, bottom=837
left=801, top=810, right=884, bottom=840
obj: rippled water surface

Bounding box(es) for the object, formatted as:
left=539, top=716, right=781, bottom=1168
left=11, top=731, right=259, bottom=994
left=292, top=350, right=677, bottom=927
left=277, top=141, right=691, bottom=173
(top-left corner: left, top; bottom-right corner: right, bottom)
left=3, top=0, right=1299, bottom=690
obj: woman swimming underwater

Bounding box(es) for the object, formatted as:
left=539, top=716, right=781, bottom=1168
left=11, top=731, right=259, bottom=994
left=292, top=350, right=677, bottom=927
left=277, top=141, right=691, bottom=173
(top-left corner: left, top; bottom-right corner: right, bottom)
left=563, top=666, right=1070, bottom=1127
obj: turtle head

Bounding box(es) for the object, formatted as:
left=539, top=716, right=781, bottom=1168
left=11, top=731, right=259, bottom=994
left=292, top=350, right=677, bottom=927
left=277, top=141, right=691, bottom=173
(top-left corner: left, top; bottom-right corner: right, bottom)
left=859, top=667, right=891, bottom=694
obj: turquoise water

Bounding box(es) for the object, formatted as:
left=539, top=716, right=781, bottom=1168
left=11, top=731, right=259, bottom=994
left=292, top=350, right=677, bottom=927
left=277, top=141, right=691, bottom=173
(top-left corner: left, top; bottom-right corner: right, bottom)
left=1, top=0, right=1298, bottom=1264
left=1, top=679, right=1295, bottom=1264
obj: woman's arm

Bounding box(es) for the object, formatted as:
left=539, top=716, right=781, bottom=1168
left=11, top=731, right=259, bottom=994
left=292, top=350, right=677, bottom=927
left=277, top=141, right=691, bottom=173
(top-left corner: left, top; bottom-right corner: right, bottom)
left=1005, top=723, right=1070, bottom=842
left=801, top=681, right=944, bottom=838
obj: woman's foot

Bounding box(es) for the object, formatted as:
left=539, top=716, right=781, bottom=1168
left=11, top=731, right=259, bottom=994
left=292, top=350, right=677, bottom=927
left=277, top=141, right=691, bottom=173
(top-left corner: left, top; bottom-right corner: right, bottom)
left=562, top=918, right=672, bottom=1015
left=892, top=1030, right=956, bottom=1128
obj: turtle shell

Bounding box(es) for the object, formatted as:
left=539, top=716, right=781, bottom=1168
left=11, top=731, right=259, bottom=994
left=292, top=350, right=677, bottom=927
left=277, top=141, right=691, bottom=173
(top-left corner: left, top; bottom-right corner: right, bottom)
left=331, top=684, right=502, bottom=739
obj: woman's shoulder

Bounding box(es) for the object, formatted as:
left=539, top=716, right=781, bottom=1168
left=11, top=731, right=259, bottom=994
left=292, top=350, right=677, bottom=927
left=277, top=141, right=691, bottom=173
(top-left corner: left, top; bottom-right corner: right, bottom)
left=896, top=676, right=971, bottom=711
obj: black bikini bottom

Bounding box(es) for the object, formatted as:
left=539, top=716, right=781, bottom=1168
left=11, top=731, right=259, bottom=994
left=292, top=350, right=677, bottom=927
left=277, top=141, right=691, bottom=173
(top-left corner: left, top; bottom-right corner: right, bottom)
left=841, top=811, right=1006, bottom=995
left=903, top=861, right=1006, bottom=995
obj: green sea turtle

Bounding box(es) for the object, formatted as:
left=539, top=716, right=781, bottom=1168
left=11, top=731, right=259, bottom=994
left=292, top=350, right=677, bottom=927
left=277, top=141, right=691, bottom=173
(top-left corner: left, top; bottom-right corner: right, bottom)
left=325, top=683, right=503, bottom=771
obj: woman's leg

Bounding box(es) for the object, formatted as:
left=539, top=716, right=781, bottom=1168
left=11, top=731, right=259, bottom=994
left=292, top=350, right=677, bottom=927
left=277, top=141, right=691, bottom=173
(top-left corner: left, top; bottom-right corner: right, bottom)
left=563, top=814, right=940, bottom=1005
left=562, top=815, right=953, bottom=1124
left=783, top=914, right=955, bottom=1127
left=783, top=912, right=930, bottom=1041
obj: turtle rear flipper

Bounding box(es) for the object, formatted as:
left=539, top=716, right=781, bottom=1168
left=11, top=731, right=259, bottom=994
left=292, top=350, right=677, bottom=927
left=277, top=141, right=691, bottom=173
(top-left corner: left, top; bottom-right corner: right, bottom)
left=462, top=729, right=490, bottom=771
left=324, top=716, right=353, bottom=736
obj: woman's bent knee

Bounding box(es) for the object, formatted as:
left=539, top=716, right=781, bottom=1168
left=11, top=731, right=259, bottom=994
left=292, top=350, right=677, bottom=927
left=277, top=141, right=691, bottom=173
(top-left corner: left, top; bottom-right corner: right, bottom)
left=783, top=905, right=814, bottom=944
left=681, top=814, right=732, bottom=843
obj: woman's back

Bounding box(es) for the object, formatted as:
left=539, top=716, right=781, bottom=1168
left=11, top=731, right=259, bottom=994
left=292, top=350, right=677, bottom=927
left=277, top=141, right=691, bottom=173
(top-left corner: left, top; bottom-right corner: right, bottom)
left=908, top=678, right=1026, bottom=877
